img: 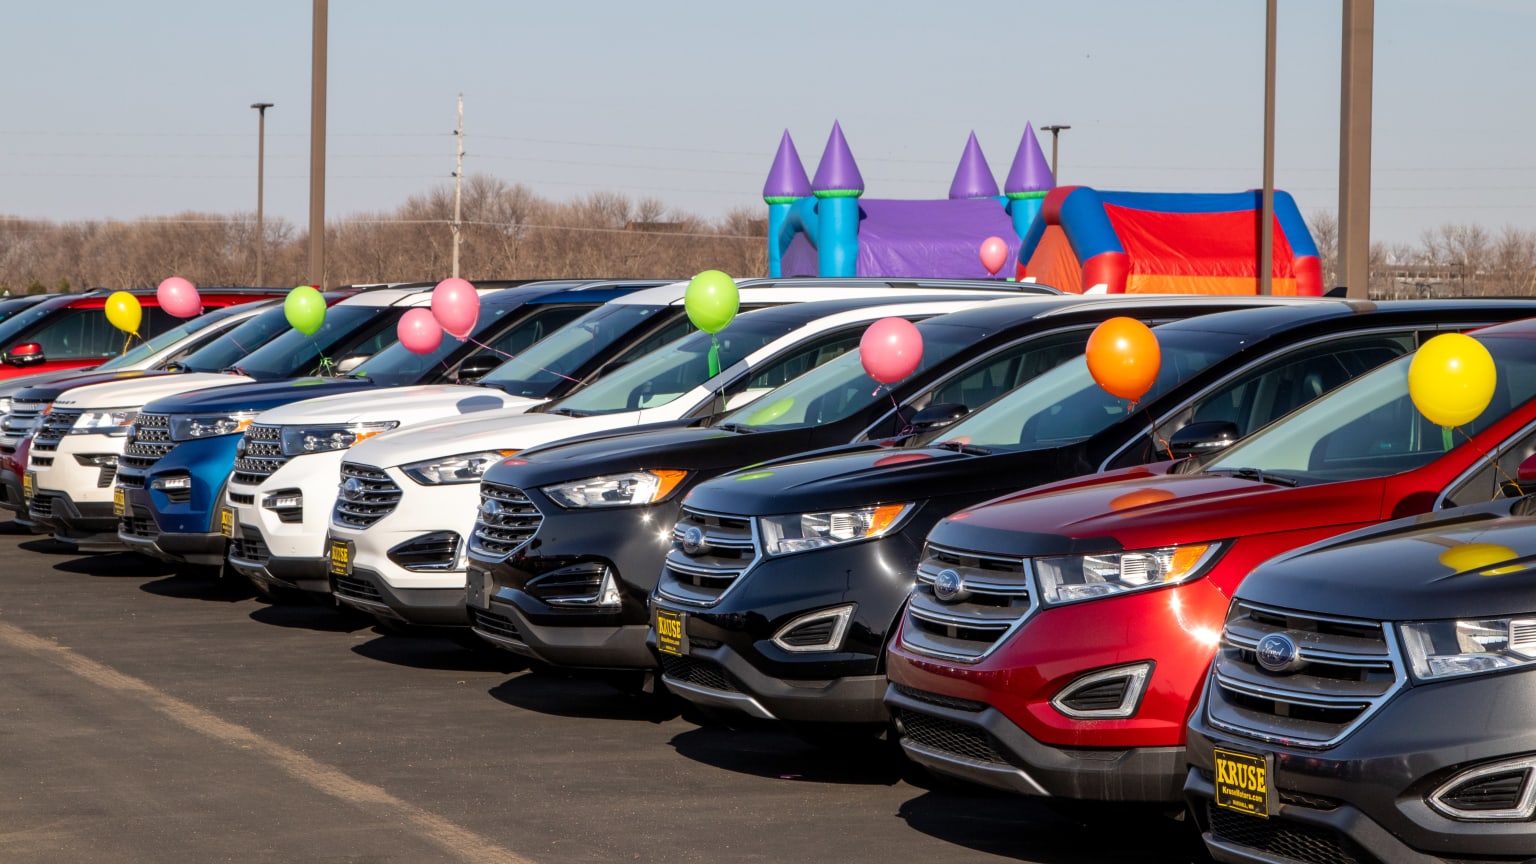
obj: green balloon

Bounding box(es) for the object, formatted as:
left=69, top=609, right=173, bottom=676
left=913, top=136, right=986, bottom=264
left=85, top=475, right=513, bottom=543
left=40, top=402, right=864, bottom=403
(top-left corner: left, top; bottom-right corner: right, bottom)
left=685, top=270, right=739, bottom=334
left=285, top=285, right=326, bottom=336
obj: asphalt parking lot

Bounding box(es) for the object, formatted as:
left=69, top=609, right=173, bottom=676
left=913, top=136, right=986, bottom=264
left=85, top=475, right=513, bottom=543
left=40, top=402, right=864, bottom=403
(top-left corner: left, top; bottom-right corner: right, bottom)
left=0, top=516, right=1212, bottom=864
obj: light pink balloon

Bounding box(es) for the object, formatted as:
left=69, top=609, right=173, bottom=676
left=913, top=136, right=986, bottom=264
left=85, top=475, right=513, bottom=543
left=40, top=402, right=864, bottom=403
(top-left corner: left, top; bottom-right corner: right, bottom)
left=397, top=307, right=444, bottom=354
left=979, top=236, right=1009, bottom=276
left=860, top=317, right=924, bottom=385
left=431, top=278, right=480, bottom=340
left=157, top=276, right=202, bottom=318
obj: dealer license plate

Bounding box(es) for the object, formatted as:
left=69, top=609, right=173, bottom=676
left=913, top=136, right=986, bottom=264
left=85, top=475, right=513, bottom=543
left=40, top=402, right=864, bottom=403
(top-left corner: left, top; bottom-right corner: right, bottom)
left=218, top=506, right=234, bottom=539
left=22, top=471, right=34, bottom=499
left=113, top=486, right=126, bottom=517
left=654, top=607, right=688, bottom=657
left=328, top=539, right=353, bottom=577
left=1213, top=747, right=1274, bottom=817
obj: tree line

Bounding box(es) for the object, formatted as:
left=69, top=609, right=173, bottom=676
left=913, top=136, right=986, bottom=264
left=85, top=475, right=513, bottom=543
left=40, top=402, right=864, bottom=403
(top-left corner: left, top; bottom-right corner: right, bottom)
left=3, top=176, right=1534, bottom=298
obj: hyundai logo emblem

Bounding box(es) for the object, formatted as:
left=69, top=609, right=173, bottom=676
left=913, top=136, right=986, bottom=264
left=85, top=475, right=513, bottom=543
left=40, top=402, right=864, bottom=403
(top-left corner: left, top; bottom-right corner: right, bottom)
left=681, top=525, right=706, bottom=555
left=340, top=477, right=364, bottom=502
left=933, top=568, right=964, bottom=602
left=480, top=498, right=502, bottom=520
left=1255, top=633, right=1300, bottom=672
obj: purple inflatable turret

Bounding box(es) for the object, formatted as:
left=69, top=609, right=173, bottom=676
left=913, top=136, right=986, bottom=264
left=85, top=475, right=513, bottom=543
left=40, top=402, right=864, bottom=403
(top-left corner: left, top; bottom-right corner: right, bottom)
left=763, top=131, right=812, bottom=278
left=810, top=121, right=864, bottom=277
left=1004, top=123, right=1055, bottom=244
left=948, top=131, right=1000, bottom=200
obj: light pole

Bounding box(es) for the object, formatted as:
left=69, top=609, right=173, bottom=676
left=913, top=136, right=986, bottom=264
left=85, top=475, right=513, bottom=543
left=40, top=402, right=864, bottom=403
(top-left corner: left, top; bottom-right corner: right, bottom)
left=1040, top=125, right=1071, bottom=182
left=251, top=102, right=274, bottom=287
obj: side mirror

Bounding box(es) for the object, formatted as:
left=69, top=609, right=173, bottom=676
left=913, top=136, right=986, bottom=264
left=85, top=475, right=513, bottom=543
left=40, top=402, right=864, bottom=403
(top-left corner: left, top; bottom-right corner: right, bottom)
left=333, top=354, right=368, bottom=375
left=2, top=342, right=45, bottom=367
left=1167, top=420, right=1241, bottom=460
left=455, top=355, right=500, bottom=383
left=910, top=402, right=969, bottom=432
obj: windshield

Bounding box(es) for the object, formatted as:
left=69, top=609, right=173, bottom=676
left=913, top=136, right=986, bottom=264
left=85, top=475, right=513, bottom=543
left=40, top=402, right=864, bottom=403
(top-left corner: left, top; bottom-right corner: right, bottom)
left=96, top=304, right=246, bottom=370
left=544, top=314, right=799, bottom=416
left=927, top=327, right=1247, bottom=452
left=0, top=298, right=68, bottom=348
left=719, top=320, right=982, bottom=431
left=0, top=296, right=45, bottom=325
left=1203, top=335, right=1536, bottom=484
left=349, top=301, right=590, bottom=387
left=479, top=304, right=671, bottom=397
left=225, top=305, right=401, bottom=380
left=178, top=305, right=297, bottom=373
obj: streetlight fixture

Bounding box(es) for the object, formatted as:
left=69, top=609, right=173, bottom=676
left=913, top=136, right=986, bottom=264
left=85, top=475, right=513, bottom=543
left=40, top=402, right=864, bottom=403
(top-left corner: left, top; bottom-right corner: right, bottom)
left=251, top=102, right=274, bottom=287
left=1041, top=124, right=1071, bottom=182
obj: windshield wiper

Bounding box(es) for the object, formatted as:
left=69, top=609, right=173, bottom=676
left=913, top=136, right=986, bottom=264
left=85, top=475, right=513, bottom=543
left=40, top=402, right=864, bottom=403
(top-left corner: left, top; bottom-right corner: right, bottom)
left=543, top=407, right=591, bottom=418
left=714, top=422, right=755, bottom=434
left=934, top=440, right=991, bottom=455
left=1209, top=466, right=1300, bottom=487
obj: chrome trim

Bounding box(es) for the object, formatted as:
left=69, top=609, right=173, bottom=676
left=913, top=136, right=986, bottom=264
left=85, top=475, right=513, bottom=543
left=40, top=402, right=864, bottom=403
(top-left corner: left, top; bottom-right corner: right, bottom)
left=1050, top=661, right=1152, bottom=720
left=664, top=676, right=777, bottom=721
left=770, top=604, right=854, bottom=653
left=1428, top=756, right=1536, bottom=822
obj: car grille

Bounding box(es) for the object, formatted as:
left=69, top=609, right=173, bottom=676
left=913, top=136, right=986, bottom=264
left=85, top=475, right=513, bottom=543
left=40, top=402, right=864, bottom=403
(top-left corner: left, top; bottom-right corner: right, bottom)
left=1207, top=805, right=1371, bottom=864
left=894, top=708, right=1013, bottom=767
left=331, top=463, right=402, bottom=530
left=470, top=607, right=524, bottom=644
left=27, top=493, right=54, bottom=520
left=119, top=514, right=157, bottom=540
left=468, top=482, right=542, bottom=561
left=229, top=529, right=272, bottom=565
left=2, top=398, right=48, bottom=439
left=119, top=413, right=176, bottom=476
left=1204, top=601, right=1404, bottom=750
left=654, top=507, right=758, bottom=607
left=388, top=532, right=461, bottom=572
left=659, top=654, right=739, bottom=693
left=96, top=462, right=117, bottom=488
left=231, top=424, right=286, bottom=486
left=31, top=407, right=74, bottom=452
left=29, top=455, right=53, bottom=467
left=333, top=574, right=384, bottom=604
left=896, top=543, right=1034, bottom=663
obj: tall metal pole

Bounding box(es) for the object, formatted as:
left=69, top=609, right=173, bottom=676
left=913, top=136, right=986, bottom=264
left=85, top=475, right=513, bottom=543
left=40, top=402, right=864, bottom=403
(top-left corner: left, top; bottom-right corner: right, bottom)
left=1042, top=124, right=1070, bottom=182
left=251, top=102, right=273, bottom=287
left=451, top=93, right=464, bottom=279
left=1339, top=0, right=1375, bottom=298
left=1259, top=0, right=1277, bottom=295
left=308, top=0, right=328, bottom=288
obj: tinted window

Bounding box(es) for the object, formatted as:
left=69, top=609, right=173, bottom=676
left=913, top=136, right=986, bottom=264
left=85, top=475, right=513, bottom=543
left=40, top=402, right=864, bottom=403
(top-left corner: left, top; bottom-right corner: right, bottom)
left=478, top=304, right=672, bottom=397
left=353, top=303, right=593, bottom=387
left=180, top=305, right=296, bottom=373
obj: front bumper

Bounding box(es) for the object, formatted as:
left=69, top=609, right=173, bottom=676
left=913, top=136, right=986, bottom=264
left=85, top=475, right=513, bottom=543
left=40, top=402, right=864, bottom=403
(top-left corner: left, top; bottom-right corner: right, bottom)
left=28, top=433, right=124, bottom=546
left=227, top=519, right=331, bottom=595
left=117, top=482, right=227, bottom=564
left=113, top=434, right=240, bottom=566
left=649, top=535, right=921, bottom=725
left=331, top=563, right=467, bottom=626
left=226, top=449, right=344, bottom=565
left=1185, top=670, right=1536, bottom=864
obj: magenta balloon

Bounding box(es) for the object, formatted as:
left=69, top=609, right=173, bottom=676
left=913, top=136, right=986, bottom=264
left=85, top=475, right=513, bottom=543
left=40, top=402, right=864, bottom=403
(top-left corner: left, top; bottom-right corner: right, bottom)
left=860, top=317, right=924, bottom=385
left=431, top=277, right=480, bottom=340
left=157, top=276, right=202, bottom=318
left=397, top=307, right=444, bottom=355
left=979, top=236, right=1009, bottom=276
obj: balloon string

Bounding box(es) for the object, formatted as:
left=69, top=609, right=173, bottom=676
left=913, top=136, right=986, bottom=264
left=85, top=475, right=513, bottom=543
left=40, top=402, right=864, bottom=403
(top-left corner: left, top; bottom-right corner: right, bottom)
left=461, top=335, right=582, bottom=384
left=1449, top=425, right=1524, bottom=500
left=309, top=337, right=334, bottom=377
left=889, top=389, right=914, bottom=437
left=707, top=338, right=721, bottom=377
left=1137, top=399, right=1175, bottom=461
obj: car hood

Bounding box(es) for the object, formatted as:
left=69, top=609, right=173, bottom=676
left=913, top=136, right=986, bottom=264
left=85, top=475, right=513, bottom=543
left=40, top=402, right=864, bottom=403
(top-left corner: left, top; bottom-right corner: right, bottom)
left=141, top=377, right=373, bottom=415
left=344, top=406, right=671, bottom=469
left=487, top=425, right=819, bottom=487
left=8, top=369, right=169, bottom=401
left=1235, top=498, right=1536, bottom=621
left=54, top=372, right=252, bottom=410
left=250, top=384, right=541, bottom=426
left=928, top=470, right=1390, bottom=558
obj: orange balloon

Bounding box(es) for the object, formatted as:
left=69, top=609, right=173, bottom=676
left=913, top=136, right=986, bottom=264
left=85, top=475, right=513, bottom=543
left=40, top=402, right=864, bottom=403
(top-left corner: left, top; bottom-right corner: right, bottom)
left=1086, top=317, right=1161, bottom=401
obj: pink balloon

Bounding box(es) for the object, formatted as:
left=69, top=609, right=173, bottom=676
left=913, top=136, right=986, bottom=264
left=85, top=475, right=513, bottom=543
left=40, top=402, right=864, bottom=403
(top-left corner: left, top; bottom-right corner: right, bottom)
left=397, top=307, right=444, bottom=354
left=431, top=278, right=480, bottom=340
left=157, top=276, right=202, bottom=318
left=979, top=236, right=1009, bottom=276
left=860, top=317, right=924, bottom=385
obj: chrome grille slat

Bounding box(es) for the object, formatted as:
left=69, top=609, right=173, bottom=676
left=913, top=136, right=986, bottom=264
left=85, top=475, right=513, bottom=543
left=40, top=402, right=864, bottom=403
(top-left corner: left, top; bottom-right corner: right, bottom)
left=655, top=507, right=759, bottom=607
left=32, top=408, right=74, bottom=450
left=231, top=424, right=288, bottom=486
left=468, top=482, right=543, bottom=560
left=898, top=543, right=1035, bottom=663
left=1205, top=601, right=1406, bottom=750
left=119, top=413, right=175, bottom=473
left=2, top=399, right=49, bottom=438
left=331, top=463, right=403, bottom=530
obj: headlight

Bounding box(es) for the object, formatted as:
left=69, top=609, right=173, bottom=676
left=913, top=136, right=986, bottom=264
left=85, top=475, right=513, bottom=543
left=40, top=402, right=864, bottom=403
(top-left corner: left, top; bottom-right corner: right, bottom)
left=543, top=470, right=688, bottom=509
left=1399, top=616, right=1536, bottom=681
left=1034, top=543, right=1223, bottom=606
left=0, top=397, right=11, bottom=415
left=400, top=450, right=517, bottom=485
left=169, top=412, right=259, bottom=441
left=71, top=408, right=139, bottom=434
left=758, top=504, right=912, bottom=557
left=280, top=421, right=399, bottom=455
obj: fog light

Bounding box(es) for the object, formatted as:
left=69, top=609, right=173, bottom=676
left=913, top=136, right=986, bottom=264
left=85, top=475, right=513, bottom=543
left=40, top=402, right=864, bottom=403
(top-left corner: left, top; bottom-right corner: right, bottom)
left=1051, top=662, right=1154, bottom=719
left=262, top=491, right=302, bottom=510
left=1429, top=756, right=1536, bottom=821
left=151, top=474, right=192, bottom=491
left=771, top=604, right=854, bottom=653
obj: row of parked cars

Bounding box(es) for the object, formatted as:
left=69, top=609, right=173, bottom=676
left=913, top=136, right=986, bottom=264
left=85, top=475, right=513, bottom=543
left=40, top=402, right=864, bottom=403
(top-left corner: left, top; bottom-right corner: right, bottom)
left=5, top=278, right=1536, bottom=863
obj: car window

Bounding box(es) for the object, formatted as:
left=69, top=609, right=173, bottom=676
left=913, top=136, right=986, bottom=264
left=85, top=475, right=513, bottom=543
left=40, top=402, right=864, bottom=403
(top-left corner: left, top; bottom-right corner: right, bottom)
left=1441, top=420, right=1536, bottom=507
left=32, top=307, right=175, bottom=360
left=708, top=328, right=866, bottom=418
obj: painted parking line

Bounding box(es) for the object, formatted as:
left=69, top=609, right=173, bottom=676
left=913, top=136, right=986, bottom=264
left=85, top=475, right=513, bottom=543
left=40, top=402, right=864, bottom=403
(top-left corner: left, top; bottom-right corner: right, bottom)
left=0, top=620, right=535, bottom=864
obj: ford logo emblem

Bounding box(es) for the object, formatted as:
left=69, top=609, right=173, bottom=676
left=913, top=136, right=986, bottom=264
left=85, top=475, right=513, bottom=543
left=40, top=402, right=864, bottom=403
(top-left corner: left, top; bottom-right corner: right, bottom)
left=1255, top=633, right=1300, bottom=672
left=681, top=525, right=706, bottom=555
left=933, top=568, right=964, bottom=602
left=480, top=498, right=502, bottom=520
left=340, top=477, right=364, bottom=502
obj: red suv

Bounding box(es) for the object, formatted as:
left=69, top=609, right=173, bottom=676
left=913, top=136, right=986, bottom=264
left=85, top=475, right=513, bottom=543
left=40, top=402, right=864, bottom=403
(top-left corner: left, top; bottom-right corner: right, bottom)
left=884, top=317, right=1536, bottom=804
left=0, top=288, right=282, bottom=380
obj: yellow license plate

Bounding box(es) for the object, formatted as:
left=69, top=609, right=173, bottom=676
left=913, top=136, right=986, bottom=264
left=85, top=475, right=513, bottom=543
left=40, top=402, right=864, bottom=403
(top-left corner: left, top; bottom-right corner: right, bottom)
left=654, top=607, right=687, bottom=657
left=22, top=471, right=34, bottom=499
left=218, top=506, right=234, bottom=539
left=113, top=487, right=126, bottom=517
left=328, top=540, right=352, bottom=577
left=1214, top=747, right=1273, bottom=817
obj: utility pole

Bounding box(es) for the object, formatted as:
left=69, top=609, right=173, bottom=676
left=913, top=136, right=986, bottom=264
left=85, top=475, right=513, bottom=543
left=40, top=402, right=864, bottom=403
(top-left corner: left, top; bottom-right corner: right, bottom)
left=1041, top=125, right=1070, bottom=182
left=251, top=102, right=273, bottom=287
left=451, top=93, right=464, bottom=279
left=308, top=0, right=328, bottom=288
left=1259, top=0, right=1277, bottom=295
left=1339, top=0, right=1374, bottom=298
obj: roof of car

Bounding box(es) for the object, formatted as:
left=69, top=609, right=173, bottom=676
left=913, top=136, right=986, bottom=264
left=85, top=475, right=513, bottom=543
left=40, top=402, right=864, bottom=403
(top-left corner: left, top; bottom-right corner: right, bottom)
left=1154, top=297, right=1536, bottom=339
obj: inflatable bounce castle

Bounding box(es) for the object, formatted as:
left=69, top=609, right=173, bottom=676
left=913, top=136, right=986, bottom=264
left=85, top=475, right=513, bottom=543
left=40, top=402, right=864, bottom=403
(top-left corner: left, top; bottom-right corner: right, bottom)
left=765, top=123, right=1323, bottom=296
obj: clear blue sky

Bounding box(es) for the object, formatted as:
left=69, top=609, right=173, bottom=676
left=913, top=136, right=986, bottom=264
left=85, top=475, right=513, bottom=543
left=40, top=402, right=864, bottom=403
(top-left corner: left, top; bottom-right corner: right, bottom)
left=2, top=0, right=1531, bottom=246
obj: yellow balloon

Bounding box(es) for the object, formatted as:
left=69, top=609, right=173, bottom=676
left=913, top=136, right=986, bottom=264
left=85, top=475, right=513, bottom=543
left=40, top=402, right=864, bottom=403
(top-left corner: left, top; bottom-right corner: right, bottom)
left=1408, top=333, right=1495, bottom=427
left=105, top=291, right=143, bottom=335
